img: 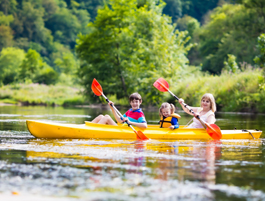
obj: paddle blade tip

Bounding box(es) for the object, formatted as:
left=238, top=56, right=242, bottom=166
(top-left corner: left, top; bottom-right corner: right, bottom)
left=136, top=131, right=149, bottom=140
left=207, top=124, right=222, bottom=140
left=153, top=78, right=169, bottom=92
left=91, top=78, right=103, bottom=96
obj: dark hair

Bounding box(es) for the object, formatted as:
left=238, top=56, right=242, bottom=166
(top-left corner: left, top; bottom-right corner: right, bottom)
left=129, top=93, right=142, bottom=102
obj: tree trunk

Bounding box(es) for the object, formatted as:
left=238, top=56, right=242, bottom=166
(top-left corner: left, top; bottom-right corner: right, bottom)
left=120, top=73, right=128, bottom=97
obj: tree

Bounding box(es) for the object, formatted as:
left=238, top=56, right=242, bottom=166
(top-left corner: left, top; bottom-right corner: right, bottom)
left=19, top=49, right=58, bottom=84
left=0, top=47, right=25, bottom=85
left=75, top=0, right=104, bottom=21
left=45, top=1, right=91, bottom=48
left=176, top=15, right=200, bottom=35
left=45, top=7, right=81, bottom=48
left=163, top=0, right=182, bottom=23
left=223, top=54, right=239, bottom=73
left=0, top=11, right=14, bottom=50
left=193, top=2, right=265, bottom=74
left=76, top=0, right=191, bottom=104
left=0, top=0, right=17, bottom=15
left=11, top=1, right=54, bottom=57
left=0, top=25, right=13, bottom=50
left=182, top=0, right=219, bottom=22
left=254, top=33, right=265, bottom=68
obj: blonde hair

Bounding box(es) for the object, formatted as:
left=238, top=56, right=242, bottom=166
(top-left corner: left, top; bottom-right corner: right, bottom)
left=201, top=93, right=216, bottom=112
left=159, top=102, right=175, bottom=117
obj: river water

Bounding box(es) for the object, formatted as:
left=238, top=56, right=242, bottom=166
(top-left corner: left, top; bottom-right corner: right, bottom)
left=0, top=105, right=265, bottom=201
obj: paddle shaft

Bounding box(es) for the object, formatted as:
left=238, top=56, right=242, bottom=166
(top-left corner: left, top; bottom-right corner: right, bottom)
left=167, top=88, right=210, bottom=129
left=100, top=93, right=138, bottom=132
left=155, top=79, right=209, bottom=129
left=154, top=77, right=222, bottom=140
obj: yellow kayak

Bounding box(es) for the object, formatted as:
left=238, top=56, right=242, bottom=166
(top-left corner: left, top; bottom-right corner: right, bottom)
left=26, top=120, right=262, bottom=140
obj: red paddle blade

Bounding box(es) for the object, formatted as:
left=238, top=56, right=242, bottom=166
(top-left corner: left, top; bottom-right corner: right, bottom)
left=153, top=78, right=169, bottom=92
left=91, top=78, right=103, bottom=96
left=135, top=130, right=149, bottom=140
left=206, top=124, right=222, bottom=140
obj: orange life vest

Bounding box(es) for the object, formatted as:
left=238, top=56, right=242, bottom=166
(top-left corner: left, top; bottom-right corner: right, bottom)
left=160, top=113, right=181, bottom=128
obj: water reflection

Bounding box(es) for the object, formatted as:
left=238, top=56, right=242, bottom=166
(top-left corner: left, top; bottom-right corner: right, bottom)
left=0, top=106, right=265, bottom=200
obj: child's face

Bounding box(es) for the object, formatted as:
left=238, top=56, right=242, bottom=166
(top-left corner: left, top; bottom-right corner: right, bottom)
left=162, top=107, right=171, bottom=117
left=201, top=98, right=211, bottom=110
left=130, top=99, right=141, bottom=110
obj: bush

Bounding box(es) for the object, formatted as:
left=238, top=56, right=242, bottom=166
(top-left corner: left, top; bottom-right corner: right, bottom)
left=170, top=67, right=264, bottom=112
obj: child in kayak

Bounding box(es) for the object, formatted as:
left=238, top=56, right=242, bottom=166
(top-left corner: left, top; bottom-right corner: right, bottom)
left=91, top=93, right=147, bottom=128
left=178, top=93, right=216, bottom=128
left=159, top=102, right=181, bottom=129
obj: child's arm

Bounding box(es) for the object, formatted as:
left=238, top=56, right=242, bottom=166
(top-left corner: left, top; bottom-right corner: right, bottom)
left=178, top=98, right=198, bottom=116
left=108, top=101, right=123, bottom=124
left=170, top=117, right=179, bottom=129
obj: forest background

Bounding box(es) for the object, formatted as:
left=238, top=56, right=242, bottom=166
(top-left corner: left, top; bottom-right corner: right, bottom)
left=0, top=0, right=265, bottom=112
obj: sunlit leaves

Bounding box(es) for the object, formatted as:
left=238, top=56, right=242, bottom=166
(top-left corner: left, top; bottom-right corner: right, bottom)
left=0, top=47, right=25, bottom=85
left=76, top=0, right=190, bottom=104
left=19, top=49, right=58, bottom=85
left=195, top=3, right=265, bottom=74
left=254, top=33, right=265, bottom=68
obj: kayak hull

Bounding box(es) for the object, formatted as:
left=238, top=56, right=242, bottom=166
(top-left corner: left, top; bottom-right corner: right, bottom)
left=26, top=120, right=262, bottom=140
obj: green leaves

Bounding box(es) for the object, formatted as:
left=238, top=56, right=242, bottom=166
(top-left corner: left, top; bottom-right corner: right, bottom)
left=19, top=49, right=58, bottom=85
left=193, top=2, right=265, bottom=74
left=0, top=47, right=25, bottom=85
left=254, top=33, right=265, bottom=68
left=76, top=0, right=190, bottom=104
left=223, top=54, right=239, bottom=73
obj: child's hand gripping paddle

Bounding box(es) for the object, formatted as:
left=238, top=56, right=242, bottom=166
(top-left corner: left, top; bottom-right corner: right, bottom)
left=91, top=78, right=149, bottom=140
left=153, top=78, right=222, bottom=140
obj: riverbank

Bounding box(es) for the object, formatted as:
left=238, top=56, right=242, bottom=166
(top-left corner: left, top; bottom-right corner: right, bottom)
left=1, top=67, right=264, bottom=112
left=0, top=83, right=85, bottom=107
left=169, top=67, right=265, bottom=113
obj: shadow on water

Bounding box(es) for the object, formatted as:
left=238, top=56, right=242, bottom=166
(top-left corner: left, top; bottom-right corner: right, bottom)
left=0, top=106, right=265, bottom=200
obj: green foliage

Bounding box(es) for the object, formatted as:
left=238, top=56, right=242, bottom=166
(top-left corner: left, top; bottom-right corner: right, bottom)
left=54, top=52, right=79, bottom=74
left=0, top=11, right=13, bottom=25
left=45, top=6, right=84, bottom=48
left=0, top=0, right=92, bottom=84
left=19, top=49, right=44, bottom=82
left=171, top=67, right=265, bottom=112
left=177, top=15, right=200, bottom=36
left=254, top=33, right=265, bottom=68
left=0, top=25, right=13, bottom=50
left=54, top=52, right=80, bottom=85
left=193, top=2, right=265, bottom=74
left=0, top=0, right=228, bottom=92
left=76, top=0, right=191, bottom=104
left=163, top=0, right=182, bottom=23
left=12, top=2, right=50, bottom=42
left=62, top=96, right=85, bottom=106
left=35, top=66, right=59, bottom=85
left=0, top=0, right=17, bottom=15
left=74, top=0, right=104, bottom=21
left=0, top=47, right=25, bottom=85
left=0, top=83, right=84, bottom=106
left=19, top=49, right=58, bottom=85
left=182, top=0, right=219, bottom=22
left=223, top=54, right=239, bottom=73
left=0, top=12, right=14, bottom=50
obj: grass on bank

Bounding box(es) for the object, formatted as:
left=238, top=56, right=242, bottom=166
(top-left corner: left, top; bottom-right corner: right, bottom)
left=0, top=67, right=264, bottom=112
left=0, top=83, right=85, bottom=106
left=168, top=67, right=264, bottom=112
